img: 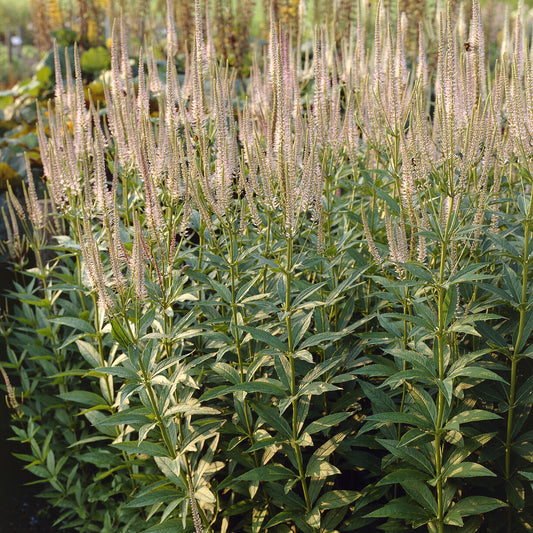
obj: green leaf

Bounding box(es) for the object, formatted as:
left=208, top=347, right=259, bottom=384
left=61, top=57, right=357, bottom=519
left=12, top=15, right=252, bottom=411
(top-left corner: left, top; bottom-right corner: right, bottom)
left=298, top=330, right=349, bottom=350
left=293, top=282, right=327, bottom=308
left=100, top=408, right=152, bottom=427
left=252, top=401, right=293, bottom=440
left=75, top=339, right=102, bottom=368
left=111, top=441, right=168, bottom=457
left=359, top=380, right=396, bottom=412
left=298, top=381, right=340, bottom=396
left=235, top=465, right=295, bottom=482
left=110, top=318, right=132, bottom=347
left=141, top=519, right=183, bottom=532
left=443, top=285, right=458, bottom=328
left=96, top=366, right=140, bottom=381
left=368, top=178, right=401, bottom=216
left=252, top=507, right=268, bottom=533
left=448, top=365, right=508, bottom=383
left=239, top=325, right=288, bottom=352
left=377, top=469, right=430, bottom=486
left=57, top=391, right=107, bottom=407
left=306, top=507, right=321, bottom=529
left=306, top=460, right=341, bottom=478
left=209, top=277, right=232, bottom=304
left=400, top=262, right=434, bottom=283
left=445, top=496, right=506, bottom=523
left=364, top=411, right=430, bottom=429
left=409, top=387, right=438, bottom=426
left=364, top=499, right=431, bottom=520
left=211, top=362, right=242, bottom=385
left=444, top=462, right=496, bottom=479
left=306, top=432, right=347, bottom=477
left=264, top=511, right=298, bottom=529
left=445, top=410, right=501, bottom=430
left=50, top=316, right=95, bottom=334
left=388, top=348, right=436, bottom=377
left=305, top=412, right=352, bottom=435
left=126, top=489, right=178, bottom=508
left=475, top=321, right=507, bottom=348
left=377, top=439, right=434, bottom=475
left=436, top=377, right=453, bottom=406
left=200, top=380, right=287, bottom=401
left=448, top=263, right=489, bottom=285
left=314, top=490, right=360, bottom=510
left=401, top=480, right=438, bottom=515
left=506, top=477, right=526, bottom=510
left=519, top=470, right=533, bottom=482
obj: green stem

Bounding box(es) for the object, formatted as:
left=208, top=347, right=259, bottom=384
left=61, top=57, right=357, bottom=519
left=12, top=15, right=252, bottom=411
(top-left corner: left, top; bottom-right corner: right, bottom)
left=505, top=191, right=531, bottom=526
left=227, top=225, right=259, bottom=466
left=285, top=236, right=313, bottom=516
left=138, top=356, right=210, bottom=530
left=433, top=198, right=456, bottom=533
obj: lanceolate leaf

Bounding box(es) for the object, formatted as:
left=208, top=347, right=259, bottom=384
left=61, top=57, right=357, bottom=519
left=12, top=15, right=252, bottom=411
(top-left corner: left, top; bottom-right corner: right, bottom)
left=314, top=490, right=360, bottom=510
left=252, top=401, right=293, bottom=440
left=364, top=498, right=431, bottom=520
left=304, top=412, right=352, bottom=435
left=445, top=410, right=501, bottom=430
left=377, top=469, right=431, bottom=485
left=238, top=325, right=288, bottom=352
left=445, top=496, right=506, bottom=524
left=377, top=439, right=434, bottom=475
left=444, top=462, right=496, bottom=479
left=111, top=438, right=168, bottom=458
left=401, top=480, right=438, bottom=515
left=200, top=379, right=287, bottom=401
left=235, top=464, right=295, bottom=482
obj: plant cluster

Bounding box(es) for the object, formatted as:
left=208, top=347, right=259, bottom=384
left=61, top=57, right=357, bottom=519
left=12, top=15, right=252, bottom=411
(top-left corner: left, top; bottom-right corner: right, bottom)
left=2, top=1, right=533, bottom=532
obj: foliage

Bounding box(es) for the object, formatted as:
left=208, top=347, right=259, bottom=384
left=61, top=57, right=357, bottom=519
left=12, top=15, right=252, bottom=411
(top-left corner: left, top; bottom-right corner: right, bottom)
left=80, top=46, right=111, bottom=76
left=1, top=1, right=533, bottom=533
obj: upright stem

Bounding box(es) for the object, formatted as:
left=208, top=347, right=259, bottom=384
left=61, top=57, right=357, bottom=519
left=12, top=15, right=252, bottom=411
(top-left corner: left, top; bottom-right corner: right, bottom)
left=285, top=236, right=312, bottom=516
left=138, top=356, right=210, bottom=531
left=434, top=201, right=455, bottom=533
left=505, top=191, right=532, bottom=532
left=227, top=225, right=259, bottom=465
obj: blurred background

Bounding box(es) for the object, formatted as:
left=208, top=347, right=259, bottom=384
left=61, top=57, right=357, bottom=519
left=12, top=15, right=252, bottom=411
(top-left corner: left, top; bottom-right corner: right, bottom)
left=0, top=0, right=528, bottom=89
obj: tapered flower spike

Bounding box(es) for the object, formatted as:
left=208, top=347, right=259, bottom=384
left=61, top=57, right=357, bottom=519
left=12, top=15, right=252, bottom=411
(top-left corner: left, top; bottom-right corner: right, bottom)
left=0, top=363, right=22, bottom=417
left=105, top=196, right=126, bottom=294
left=500, top=6, right=511, bottom=64
left=188, top=476, right=203, bottom=533
left=81, top=210, right=113, bottom=311
left=194, top=0, right=208, bottom=74
left=513, top=0, right=525, bottom=82
left=146, top=46, right=162, bottom=95
left=373, top=0, right=384, bottom=93
left=23, top=154, right=44, bottom=231
left=361, top=206, right=383, bottom=268
left=120, top=17, right=133, bottom=87
left=53, top=40, right=67, bottom=117
left=2, top=207, right=16, bottom=260
left=470, top=0, right=487, bottom=101
left=136, top=48, right=150, bottom=121
left=3, top=197, right=24, bottom=261
left=355, top=0, right=365, bottom=77
left=165, top=0, right=178, bottom=57
left=73, top=43, right=90, bottom=159
left=91, top=104, right=110, bottom=217
left=416, top=23, right=428, bottom=91
left=131, top=212, right=148, bottom=301
left=7, top=182, right=25, bottom=222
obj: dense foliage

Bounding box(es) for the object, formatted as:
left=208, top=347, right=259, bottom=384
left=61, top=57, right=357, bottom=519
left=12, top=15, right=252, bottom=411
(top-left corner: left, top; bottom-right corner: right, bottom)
left=1, top=1, right=533, bottom=532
